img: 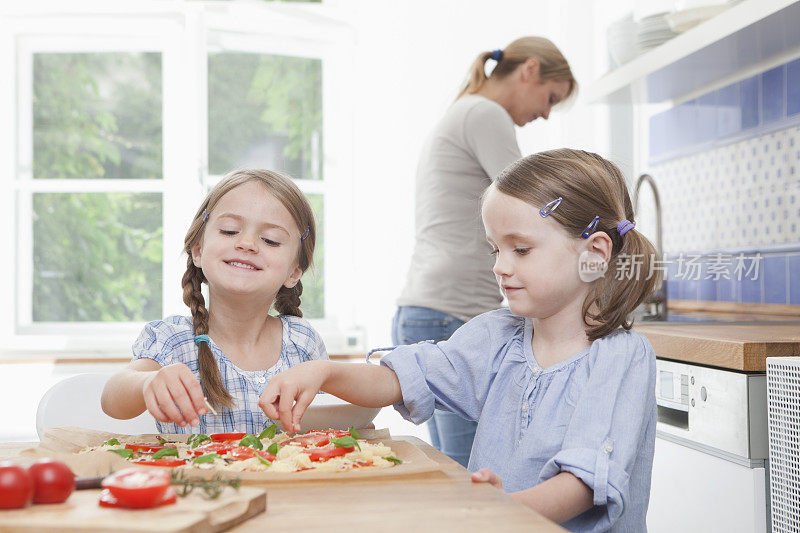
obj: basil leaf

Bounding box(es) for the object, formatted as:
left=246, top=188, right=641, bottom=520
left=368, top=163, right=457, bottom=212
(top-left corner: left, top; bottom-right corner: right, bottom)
left=108, top=448, right=133, bottom=459
left=238, top=435, right=263, bottom=450
left=156, top=436, right=168, bottom=444
left=152, top=447, right=179, bottom=460
left=349, top=427, right=360, bottom=440
left=103, top=438, right=120, bottom=446
left=256, top=454, right=272, bottom=466
left=193, top=453, right=220, bottom=464
left=258, top=424, right=277, bottom=440
left=267, top=442, right=281, bottom=456
left=331, top=436, right=360, bottom=451
left=383, top=456, right=402, bottom=464
left=187, top=434, right=210, bottom=449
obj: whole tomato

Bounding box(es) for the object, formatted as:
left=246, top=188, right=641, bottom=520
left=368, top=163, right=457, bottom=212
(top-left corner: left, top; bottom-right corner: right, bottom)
left=28, top=459, right=75, bottom=504
left=0, top=462, right=34, bottom=509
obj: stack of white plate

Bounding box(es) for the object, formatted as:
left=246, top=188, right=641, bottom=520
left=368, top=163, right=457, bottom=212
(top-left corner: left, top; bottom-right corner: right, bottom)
left=666, top=5, right=728, bottom=33
left=635, top=12, right=678, bottom=53
left=607, top=13, right=638, bottom=67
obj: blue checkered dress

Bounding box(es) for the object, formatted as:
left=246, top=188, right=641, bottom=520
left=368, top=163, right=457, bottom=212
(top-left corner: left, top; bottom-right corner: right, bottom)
left=132, top=314, right=327, bottom=435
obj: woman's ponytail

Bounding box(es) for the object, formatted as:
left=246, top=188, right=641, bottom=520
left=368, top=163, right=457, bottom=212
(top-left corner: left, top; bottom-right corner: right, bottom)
left=456, top=51, right=495, bottom=99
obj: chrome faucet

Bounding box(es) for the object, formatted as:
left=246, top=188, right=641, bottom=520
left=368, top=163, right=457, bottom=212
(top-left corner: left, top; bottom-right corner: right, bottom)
left=632, top=173, right=667, bottom=321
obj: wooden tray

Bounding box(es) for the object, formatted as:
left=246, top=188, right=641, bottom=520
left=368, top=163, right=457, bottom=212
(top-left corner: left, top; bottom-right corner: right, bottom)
left=23, top=427, right=444, bottom=481
left=0, top=486, right=266, bottom=532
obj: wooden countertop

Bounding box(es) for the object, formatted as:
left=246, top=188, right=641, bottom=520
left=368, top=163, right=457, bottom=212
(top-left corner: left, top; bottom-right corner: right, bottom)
left=634, top=324, right=800, bottom=371
left=0, top=438, right=564, bottom=532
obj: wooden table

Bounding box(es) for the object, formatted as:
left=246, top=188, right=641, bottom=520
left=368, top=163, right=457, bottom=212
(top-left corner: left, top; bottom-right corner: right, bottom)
left=0, top=437, right=565, bottom=532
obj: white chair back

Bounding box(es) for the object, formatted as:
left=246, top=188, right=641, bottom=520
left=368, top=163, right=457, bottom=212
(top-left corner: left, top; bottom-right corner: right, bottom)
left=36, top=373, right=157, bottom=439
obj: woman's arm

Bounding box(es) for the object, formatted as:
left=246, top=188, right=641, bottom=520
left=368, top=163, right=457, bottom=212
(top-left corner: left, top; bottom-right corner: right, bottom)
left=260, top=360, right=402, bottom=432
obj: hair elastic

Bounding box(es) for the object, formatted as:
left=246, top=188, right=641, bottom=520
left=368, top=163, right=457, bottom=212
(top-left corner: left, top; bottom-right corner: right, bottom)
left=202, top=208, right=208, bottom=222
left=539, top=197, right=562, bottom=218
left=300, top=226, right=310, bottom=241
left=581, top=215, right=600, bottom=239
left=194, top=334, right=211, bottom=346
left=491, top=49, right=503, bottom=61
left=617, top=219, right=635, bottom=236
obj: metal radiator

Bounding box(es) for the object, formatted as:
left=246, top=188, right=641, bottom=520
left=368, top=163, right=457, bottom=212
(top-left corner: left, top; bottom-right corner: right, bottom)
left=767, top=356, right=800, bottom=532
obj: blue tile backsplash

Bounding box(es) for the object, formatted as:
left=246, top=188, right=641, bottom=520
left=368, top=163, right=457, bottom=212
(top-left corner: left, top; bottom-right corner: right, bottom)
left=645, top=56, right=800, bottom=306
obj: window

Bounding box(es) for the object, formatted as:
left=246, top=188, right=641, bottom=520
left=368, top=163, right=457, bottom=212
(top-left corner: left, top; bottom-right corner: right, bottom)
left=0, top=3, right=354, bottom=353
left=208, top=51, right=324, bottom=317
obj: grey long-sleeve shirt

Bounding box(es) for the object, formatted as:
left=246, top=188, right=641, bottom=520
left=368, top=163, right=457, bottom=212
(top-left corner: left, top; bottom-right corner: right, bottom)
left=397, top=94, right=521, bottom=321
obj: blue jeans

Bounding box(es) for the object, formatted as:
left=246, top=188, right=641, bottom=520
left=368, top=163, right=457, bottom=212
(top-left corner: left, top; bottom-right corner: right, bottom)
left=391, top=306, right=478, bottom=468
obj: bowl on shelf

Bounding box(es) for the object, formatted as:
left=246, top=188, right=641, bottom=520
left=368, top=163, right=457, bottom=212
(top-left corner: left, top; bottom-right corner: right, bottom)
left=280, top=393, right=381, bottom=433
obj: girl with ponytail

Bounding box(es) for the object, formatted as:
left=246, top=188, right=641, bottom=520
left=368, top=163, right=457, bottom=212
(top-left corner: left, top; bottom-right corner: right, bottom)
left=102, top=169, right=326, bottom=435
left=262, top=149, right=659, bottom=530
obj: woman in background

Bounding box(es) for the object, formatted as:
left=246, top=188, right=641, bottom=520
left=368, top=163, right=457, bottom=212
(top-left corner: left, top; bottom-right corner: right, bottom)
left=394, top=36, right=577, bottom=467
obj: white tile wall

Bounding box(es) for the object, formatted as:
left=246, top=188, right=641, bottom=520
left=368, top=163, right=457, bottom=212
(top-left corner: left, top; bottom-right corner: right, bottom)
left=646, top=125, right=800, bottom=254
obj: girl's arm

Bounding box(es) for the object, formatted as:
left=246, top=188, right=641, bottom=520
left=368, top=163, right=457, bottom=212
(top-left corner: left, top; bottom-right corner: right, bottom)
left=472, top=469, right=593, bottom=524
left=101, top=358, right=207, bottom=427
left=259, top=360, right=402, bottom=432
left=510, top=472, right=594, bottom=523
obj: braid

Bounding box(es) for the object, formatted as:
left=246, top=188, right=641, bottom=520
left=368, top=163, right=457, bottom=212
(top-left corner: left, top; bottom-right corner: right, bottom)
left=181, top=256, right=233, bottom=410
left=274, top=281, right=303, bottom=317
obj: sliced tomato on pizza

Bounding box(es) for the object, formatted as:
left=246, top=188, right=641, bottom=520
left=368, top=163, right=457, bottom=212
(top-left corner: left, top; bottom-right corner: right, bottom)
left=308, top=444, right=355, bottom=462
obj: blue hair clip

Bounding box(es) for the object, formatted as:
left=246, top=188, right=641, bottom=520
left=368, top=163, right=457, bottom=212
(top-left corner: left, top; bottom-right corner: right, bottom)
left=202, top=208, right=208, bottom=222
left=617, top=219, right=635, bottom=236
left=300, top=226, right=310, bottom=241
left=194, top=334, right=210, bottom=346
left=539, top=197, right=562, bottom=218
left=491, top=49, right=503, bottom=61
left=581, top=216, right=600, bottom=239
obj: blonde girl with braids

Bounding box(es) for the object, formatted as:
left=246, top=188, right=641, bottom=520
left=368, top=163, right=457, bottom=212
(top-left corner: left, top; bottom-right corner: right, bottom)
left=263, top=149, right=659, bottom=531
left=102, top=169, right=327, bottom=435
left=395, top=36, right=576, bottom=468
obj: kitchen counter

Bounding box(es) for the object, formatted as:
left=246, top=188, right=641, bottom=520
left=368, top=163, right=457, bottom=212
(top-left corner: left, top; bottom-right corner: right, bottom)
left=634, top=323, right=800, bottom=371
left=0, top=438, right=565, bottom=532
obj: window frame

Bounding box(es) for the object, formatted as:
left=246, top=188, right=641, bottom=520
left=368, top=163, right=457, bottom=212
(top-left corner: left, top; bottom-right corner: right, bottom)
left=0, top=2, right=356, bottom=355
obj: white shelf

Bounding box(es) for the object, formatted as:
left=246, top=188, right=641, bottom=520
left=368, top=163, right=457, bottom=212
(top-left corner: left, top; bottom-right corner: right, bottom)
left=586, top=0, right=800, bottom=104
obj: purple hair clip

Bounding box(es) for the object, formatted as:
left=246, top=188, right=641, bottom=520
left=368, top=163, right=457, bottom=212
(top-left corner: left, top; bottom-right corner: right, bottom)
left=581, top=215, right=600, bottom=239
left=491, top=49, right=503, bottom=61
left=202, top=208, right=208, bottom=222
left=539, top=197, right=562, bottom=218
left=300, top=226, right=310, bottom=241
left=617, top=219, right=635, bottom=236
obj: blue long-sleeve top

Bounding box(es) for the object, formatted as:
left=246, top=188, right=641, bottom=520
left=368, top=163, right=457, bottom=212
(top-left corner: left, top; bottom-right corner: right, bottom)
left=380, top=309, right=657, bottom=532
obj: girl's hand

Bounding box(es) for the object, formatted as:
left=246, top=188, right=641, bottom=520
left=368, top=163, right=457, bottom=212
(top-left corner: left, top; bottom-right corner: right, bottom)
left=259, top=361, right=328, bottom=433
left=471, top=468, right=505, bottom=490
left=142, top=363, right=207, bottom=427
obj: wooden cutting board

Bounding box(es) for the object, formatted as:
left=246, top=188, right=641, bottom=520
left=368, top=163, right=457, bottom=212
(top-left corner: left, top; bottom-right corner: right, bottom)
left=634, top=324, right=800, bottom=371
left=0, top=486, right=265, bottom=533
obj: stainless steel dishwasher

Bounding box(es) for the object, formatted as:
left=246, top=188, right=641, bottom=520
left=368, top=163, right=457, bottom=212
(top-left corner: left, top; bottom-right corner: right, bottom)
left=646, top=358, right=769, bottom=532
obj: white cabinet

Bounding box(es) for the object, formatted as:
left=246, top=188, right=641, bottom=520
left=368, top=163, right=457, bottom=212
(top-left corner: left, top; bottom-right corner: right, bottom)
left=647, top=436, right=768, bottom=533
